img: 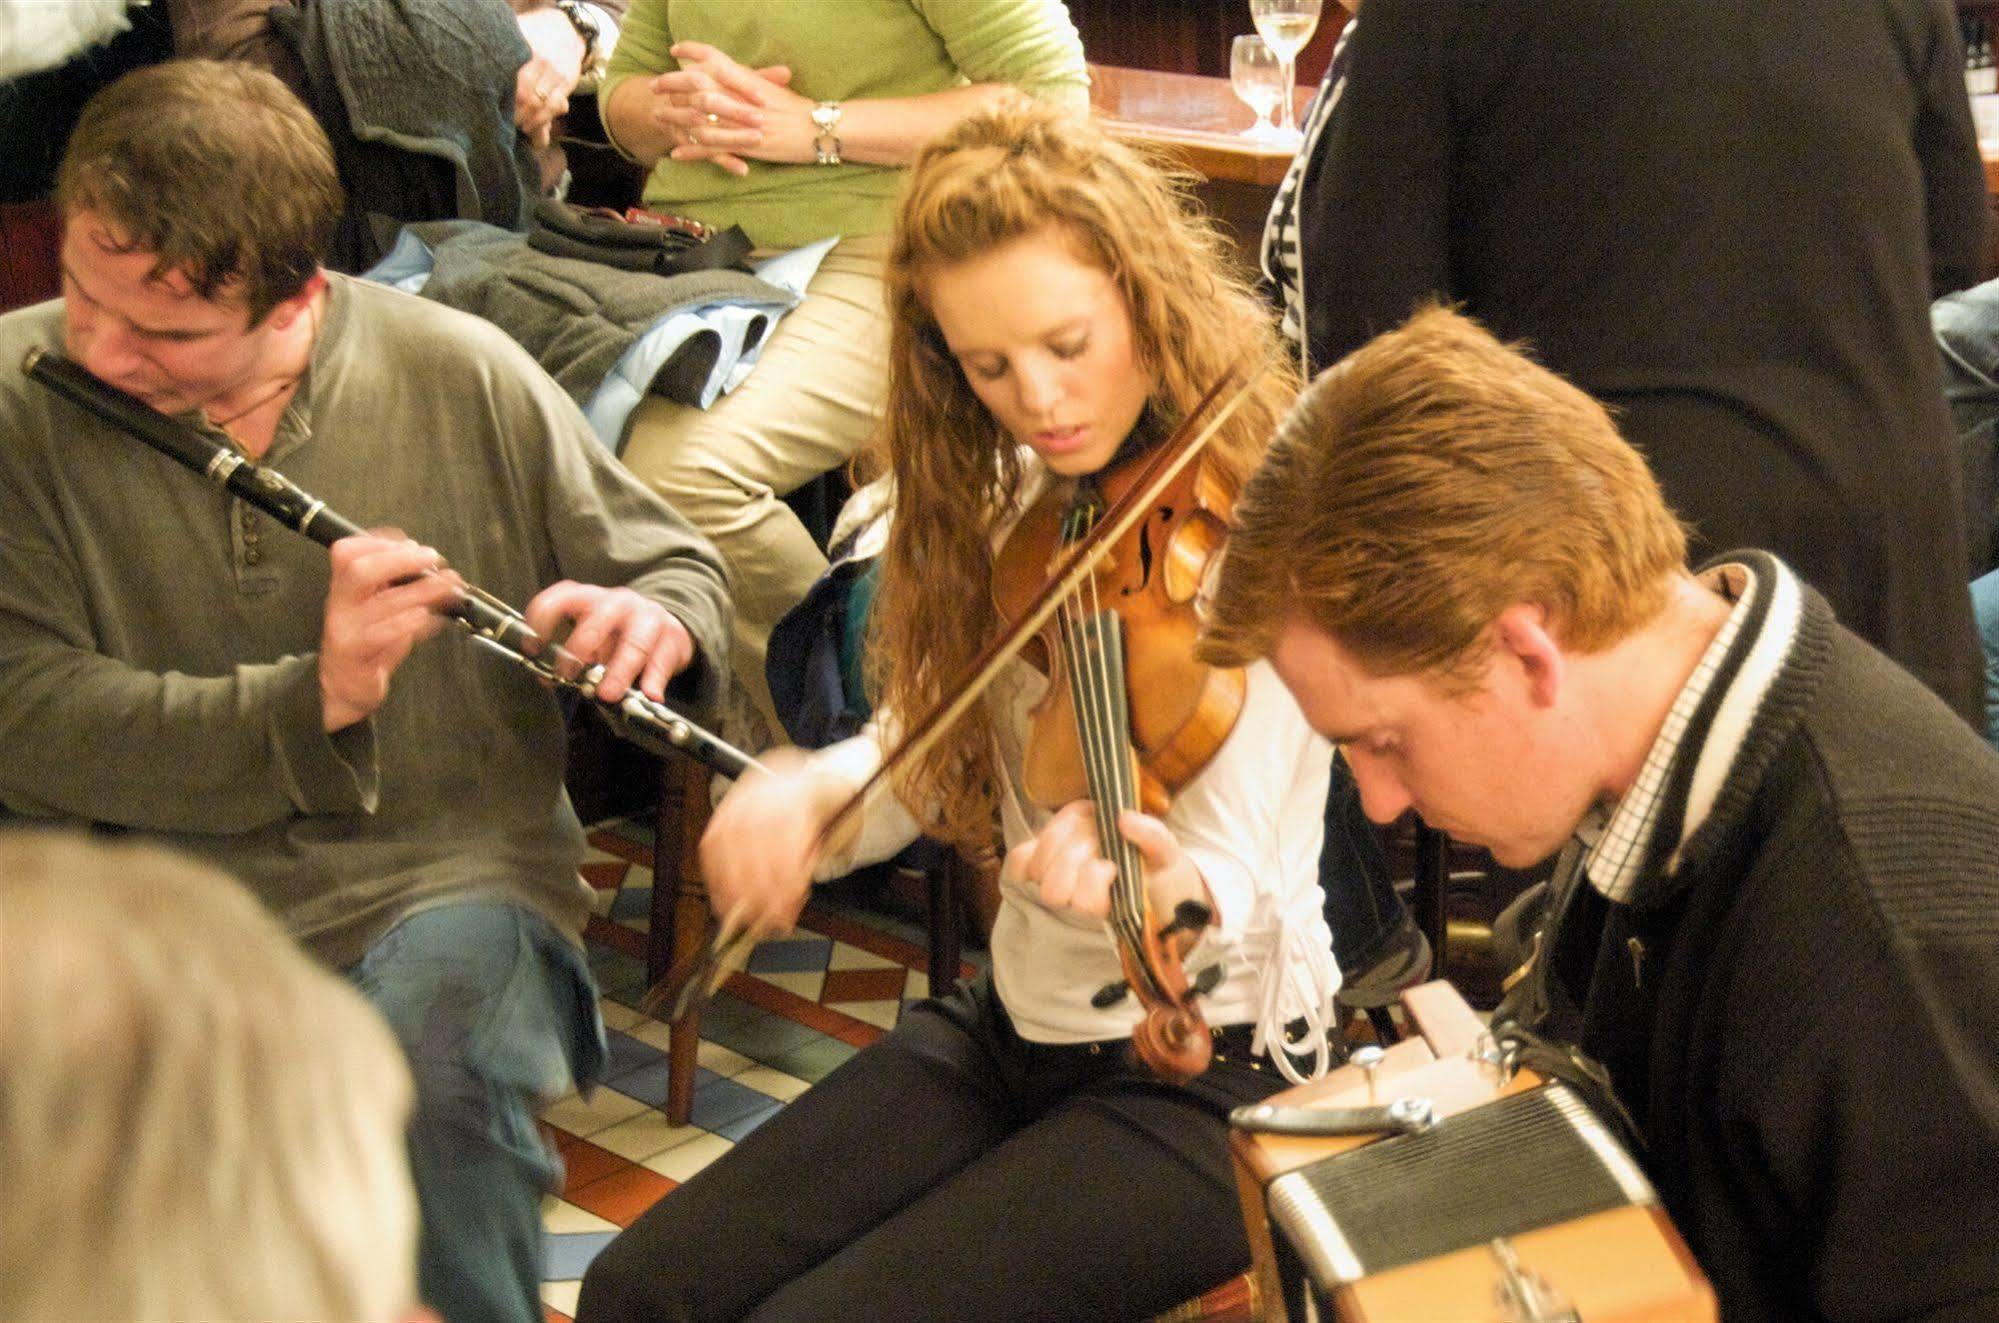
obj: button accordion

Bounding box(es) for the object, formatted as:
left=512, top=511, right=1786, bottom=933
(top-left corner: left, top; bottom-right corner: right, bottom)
left=1227, top=982, right=1715, bottom=1322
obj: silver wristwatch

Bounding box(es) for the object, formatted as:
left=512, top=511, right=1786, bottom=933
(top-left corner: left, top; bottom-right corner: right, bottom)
left=810, top=100, right=843, bottom=166
left=553, top=0, right=607, bottom=88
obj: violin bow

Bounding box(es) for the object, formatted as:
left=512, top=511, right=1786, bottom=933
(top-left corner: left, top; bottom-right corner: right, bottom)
left=645, top=352, right=1276, bottom=1025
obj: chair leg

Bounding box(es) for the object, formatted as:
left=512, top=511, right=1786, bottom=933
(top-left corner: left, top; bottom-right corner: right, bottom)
left=648, top=756, right=713, bottom=1127
left=921, top=853, right=962, bottom=993
left=665, top=891, right=705, bottom=1127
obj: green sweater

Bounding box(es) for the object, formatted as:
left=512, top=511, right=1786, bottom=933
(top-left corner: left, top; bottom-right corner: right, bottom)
left=602, top=0, right=1089, bottom=248
left=0, top=277, right=732, bottom=967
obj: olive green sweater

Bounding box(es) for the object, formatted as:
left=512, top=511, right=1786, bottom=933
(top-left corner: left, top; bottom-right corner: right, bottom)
left=0, top=276, right=732, bottom=967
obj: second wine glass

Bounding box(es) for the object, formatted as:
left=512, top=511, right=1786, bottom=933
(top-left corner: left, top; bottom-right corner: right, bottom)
left=1230, top=34, right=1286, bottom=143
left=1248, top=0, right=1322, bottom=143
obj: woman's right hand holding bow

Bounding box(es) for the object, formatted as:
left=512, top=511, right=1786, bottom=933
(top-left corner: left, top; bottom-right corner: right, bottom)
left=699, top=747, right=858, bottom=938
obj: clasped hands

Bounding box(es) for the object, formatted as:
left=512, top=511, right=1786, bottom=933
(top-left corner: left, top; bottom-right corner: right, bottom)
left=700, top=757, right=1212, bottom=943
left=637, top=40, right=822, bottom=176
left=317, top=530, right=694, bottom=732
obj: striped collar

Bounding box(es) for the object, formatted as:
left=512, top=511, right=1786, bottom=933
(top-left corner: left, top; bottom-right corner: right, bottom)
left=1261, top=21, right=1356, bottom=372
left=1585, top=558, right=1805, bottom=901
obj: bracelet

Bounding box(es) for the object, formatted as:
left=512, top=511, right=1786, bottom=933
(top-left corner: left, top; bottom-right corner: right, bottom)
left=553, top=0, right=605, bottom=86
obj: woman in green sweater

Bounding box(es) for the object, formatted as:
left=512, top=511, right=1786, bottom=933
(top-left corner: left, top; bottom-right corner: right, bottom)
left=599, top=0, right=1088, bottom=734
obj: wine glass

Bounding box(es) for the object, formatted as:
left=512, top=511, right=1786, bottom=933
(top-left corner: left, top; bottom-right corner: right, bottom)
left=1230, top=35, right=1286, bottom=144
left=1249, top=0, right=1323, bottom=144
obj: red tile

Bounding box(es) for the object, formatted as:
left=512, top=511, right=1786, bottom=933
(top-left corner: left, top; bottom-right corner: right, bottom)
left=723, top=971, right=869, bottom=1040
left=579, top=860, right=629, bottom=891
left=799, top=904, right=935, bottom=971
left=820, top=966, right=908, bottom=1005
left=556, top=1135, right=630, bottom=1197
left=829, top=1019, right=887, bottom=1049
left=569, top=1163, right=678, bottom=1228
left=587, top=830, right=654, bottom=868
left=585, top=914, right=648, bottom=961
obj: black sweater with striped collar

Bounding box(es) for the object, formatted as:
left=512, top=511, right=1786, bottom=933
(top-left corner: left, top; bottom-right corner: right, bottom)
left=1535, top=551, right=1999, bottom=1321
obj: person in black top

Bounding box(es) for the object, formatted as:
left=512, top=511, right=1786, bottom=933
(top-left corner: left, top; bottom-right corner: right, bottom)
left=1284, top=0, right=1990, bottom=727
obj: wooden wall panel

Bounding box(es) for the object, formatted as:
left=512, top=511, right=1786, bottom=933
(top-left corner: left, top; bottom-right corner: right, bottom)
left=1067, top=0, right=1345, bottom=84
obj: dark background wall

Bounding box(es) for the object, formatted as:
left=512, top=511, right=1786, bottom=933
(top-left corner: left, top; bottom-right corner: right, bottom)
left=1068, top=0, right=1344, bottom=82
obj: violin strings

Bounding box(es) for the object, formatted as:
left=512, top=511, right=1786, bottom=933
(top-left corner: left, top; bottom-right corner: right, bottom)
left=1068, top=506, right=1128, bottom=909
left=1065, top=589, right=1145, bottom=967
left=1061, top=498, right=1154, bottom=994
left=1059, top=514, right=1122, bottom=894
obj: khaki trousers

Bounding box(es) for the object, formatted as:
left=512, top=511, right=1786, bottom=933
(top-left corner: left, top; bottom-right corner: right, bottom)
left=619, top=233, right=890, bottom=728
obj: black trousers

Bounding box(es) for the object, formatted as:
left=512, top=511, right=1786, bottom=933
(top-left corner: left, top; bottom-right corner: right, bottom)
left=576, top=975, right=1291, bottom=1323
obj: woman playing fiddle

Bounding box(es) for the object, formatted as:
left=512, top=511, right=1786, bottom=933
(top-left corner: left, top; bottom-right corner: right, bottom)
left=576, top=101, right=1341, bottom=1323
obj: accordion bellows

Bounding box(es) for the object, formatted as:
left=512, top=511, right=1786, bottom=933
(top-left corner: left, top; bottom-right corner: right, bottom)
left=1264, top=1084, right=1657, bottom=1289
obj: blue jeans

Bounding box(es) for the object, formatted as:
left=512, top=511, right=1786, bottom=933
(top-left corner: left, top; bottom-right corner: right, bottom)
left=350, top=901, right=606, bottom=1323
left=1975, top=568, right=1999, bottom=750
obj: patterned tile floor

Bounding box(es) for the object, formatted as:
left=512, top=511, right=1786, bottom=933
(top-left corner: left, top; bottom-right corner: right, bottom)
left=537, top=819, right=980, bottom=1321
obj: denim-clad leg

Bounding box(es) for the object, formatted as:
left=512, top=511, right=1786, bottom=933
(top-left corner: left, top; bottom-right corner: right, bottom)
left=1973, top=569, right=1999, bottom=750
left=350, top=901, right=606, bottom=1323
left=1320, top=750, right=1408, bottom=974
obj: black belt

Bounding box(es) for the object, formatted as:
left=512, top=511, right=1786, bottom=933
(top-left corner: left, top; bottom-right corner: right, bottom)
left=1038, top=1019, right=1345, bottom=1073
left=1212, top=1019, right=1347, bottom=1074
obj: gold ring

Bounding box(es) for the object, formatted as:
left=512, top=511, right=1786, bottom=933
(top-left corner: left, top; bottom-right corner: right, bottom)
left=705, top=112, right=720, bottom=125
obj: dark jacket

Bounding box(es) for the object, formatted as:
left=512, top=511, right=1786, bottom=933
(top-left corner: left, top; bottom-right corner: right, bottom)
left=269, top=0, right=536, bottom=271
left=400, top=219, right=788, bottom=413
left=1529, top=553, right=1999, bottom=1320
left=1296, top=0, right=1989, bottom=726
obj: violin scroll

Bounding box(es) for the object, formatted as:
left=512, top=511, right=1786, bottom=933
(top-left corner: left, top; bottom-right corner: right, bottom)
left=1123, top=893, right=1221, bottom=1083
left=1134, top=1004, right=1212, bottom=1085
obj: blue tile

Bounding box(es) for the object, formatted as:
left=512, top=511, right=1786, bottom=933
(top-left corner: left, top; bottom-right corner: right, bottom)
left=745, top=935, right=832, bottom=974
left=693, top=990, right=767, bottom=1033
left=606, top=816, right=653, bottom=848
left=602, top=1028, right=666, bottom=1081
left=714, top=1100, right=784, bottom=1142
left=689, top=1075, right=781, bottom=1131
left=697, top=1007, right=824, bottom=1064
left=765, top=1036, right=860, bottom=1083
left=587, top=947, right=649, bottom=1004
left=609, top=885, right=654, bottom=921
left=607, top=1060, right=722, bottom=1111
left=543, top=1229, right=618, bottom=1281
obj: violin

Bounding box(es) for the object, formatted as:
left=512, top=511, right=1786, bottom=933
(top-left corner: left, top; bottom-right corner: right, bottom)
left=988, top=440, right=1247, bottom=1085
left=993, top=443, right=1245, bottom=814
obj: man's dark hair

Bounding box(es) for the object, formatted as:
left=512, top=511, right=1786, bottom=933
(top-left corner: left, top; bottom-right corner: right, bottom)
left=56, top=59, right=342, bottom=322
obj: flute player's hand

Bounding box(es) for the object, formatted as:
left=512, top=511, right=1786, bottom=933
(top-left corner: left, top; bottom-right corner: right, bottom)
left=522, top=581, right=695, bottom=705
left=319, top=530, right=463, bottom=732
